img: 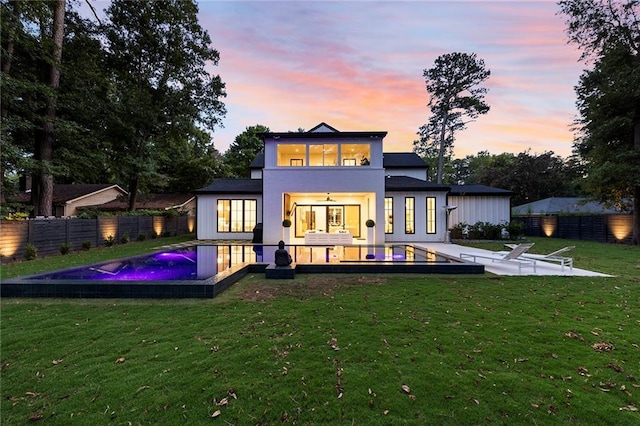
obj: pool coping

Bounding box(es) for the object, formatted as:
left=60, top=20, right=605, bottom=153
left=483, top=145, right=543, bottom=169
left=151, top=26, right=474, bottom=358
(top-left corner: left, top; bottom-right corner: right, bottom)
left=1, top=248, right=483, bottom=299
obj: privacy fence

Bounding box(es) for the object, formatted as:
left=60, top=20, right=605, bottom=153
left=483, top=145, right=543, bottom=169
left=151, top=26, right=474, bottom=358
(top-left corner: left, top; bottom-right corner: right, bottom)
left=513, top=214, right=633, bottom=244
left=1, top=216, right=196, bottom=261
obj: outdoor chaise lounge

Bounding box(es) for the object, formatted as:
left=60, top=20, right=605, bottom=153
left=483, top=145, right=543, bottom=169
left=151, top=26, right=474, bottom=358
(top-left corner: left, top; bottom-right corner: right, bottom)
left=460, top=243, right=537, bottom=274
left=504, top=244, right=575, bottom=272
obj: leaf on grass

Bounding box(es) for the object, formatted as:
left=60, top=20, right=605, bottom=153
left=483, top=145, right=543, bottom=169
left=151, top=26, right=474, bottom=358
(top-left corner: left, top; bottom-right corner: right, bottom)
left=619, top=405, right=638, bottom=412
left=211, top=346, right=219, bottom=353
left=211, top=409, right=221, bottom=418
left=217, top=397, right=228, bottom=406
left=25, top=392, right=38, bottom=398
left=577, top=366, right=589, bottom=376
left=115, top=357, right=125, bottom=364
left=52, top=359, right=63, bottom=365
left=608, top=363, right=624, bottom=372
left=401, top=385, right=410, bottom=394
left=563, top=330, right=584, bottom=341
left=620, top=385, right=633, bottom=397
left=227, top=388, right=237, bottom=399
left=136, top=386, right=150, bottom=393
left=383, top=410, right=389, bottom=415
left=592, top=342, right=615, bottom=352
left=327, top=338, right=340, bottom=351
left=28, top=412, right=43, bottom=421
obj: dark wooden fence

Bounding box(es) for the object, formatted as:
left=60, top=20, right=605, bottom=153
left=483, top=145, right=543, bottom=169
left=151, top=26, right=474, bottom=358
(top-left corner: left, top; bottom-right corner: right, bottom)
left=1, top=216, right=195, bottom=260
left=513, top=214, right=633, bottom=244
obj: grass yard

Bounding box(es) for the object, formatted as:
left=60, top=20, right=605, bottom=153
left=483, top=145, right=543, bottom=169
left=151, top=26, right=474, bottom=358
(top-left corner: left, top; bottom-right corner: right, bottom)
left=1, top=237, right=639, bottom=425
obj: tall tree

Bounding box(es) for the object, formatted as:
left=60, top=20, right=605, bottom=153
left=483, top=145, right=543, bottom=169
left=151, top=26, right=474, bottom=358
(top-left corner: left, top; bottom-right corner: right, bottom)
left=559, top=0, right=640, bottom=244
left=104, top=0, right=226, bottom=210
left=224, top=125, right=269, bottom=178
left=419, top=52, right=490, bottom=184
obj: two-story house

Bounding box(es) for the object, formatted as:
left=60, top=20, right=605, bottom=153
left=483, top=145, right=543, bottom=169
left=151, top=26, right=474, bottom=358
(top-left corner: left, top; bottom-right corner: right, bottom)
left=195, top=123, right=511, bottom=245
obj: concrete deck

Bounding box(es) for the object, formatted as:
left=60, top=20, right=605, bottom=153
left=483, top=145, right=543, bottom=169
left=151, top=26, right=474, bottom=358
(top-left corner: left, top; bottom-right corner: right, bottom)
left=420, top=243, right=612, bottom=277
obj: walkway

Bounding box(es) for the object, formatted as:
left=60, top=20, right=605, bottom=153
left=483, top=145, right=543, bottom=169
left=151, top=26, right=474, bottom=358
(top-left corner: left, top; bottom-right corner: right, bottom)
left=421, top=243, right=612, bottom=277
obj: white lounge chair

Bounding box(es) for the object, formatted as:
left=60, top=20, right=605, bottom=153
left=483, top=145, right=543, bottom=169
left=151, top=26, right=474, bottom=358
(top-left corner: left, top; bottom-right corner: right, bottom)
left=504, top=244, right=575, bottom=272
left=460, top=243, right=537, bottom=274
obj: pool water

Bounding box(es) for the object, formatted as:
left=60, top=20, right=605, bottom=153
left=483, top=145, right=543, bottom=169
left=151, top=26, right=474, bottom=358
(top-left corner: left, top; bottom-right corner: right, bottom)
left=2, top=243, right=481, bottom=298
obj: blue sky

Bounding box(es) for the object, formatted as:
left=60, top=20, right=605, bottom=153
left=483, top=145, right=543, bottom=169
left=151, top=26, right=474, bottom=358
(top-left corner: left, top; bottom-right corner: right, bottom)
left=86, top=1, right=585, bottom=157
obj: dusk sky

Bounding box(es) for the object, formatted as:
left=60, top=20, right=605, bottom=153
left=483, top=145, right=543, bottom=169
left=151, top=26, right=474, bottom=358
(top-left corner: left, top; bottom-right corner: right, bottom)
left=88, top=1, right=586, bottom=158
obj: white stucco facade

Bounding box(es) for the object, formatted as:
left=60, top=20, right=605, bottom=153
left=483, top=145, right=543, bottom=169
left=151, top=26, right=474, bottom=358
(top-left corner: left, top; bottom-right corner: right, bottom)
left=194, top=123, right=512, bottom=245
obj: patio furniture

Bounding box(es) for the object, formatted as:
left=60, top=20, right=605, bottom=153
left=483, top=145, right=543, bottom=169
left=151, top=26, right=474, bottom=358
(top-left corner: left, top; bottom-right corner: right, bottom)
left=504, top=244, right=575, bottom=272
left=460, top=243, right=537, bottom=274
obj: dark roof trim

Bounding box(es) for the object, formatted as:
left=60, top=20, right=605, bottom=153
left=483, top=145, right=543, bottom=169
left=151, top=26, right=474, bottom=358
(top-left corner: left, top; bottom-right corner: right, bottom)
left=448, top=184, right=512, bottom=196
left=194, top=179, right=262, bottom=194
left=259, top=131, right=387, bottom=140
left=385, top=176, right=450, bottom=192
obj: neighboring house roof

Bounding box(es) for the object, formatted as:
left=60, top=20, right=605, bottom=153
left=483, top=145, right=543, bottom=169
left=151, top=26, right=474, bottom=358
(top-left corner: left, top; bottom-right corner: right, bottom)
left=448, top=184, right=513, bottom=196
left=512, top=197, right=627, bottom=215
left=11, top=184, right=127, bottom=205
left=385, top=176, right=450, bottom=192
left=194, top=178, right=262, bottom=194
left=249, top=152, right=427, bottom=169
left=383, top=153, right=427, bottom=168
left=89, top=193, right=195, bottom=211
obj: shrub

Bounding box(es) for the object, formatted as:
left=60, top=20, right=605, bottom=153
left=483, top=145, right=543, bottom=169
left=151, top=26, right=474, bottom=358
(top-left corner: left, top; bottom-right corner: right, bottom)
left=162, top=230, right=172, bottom=238
left=59, top=243, right=71, bottom=255
left=120, top=232, right=130, bottom=244
left=24, top=243, right=37, bottom=261
left=137, top=233, right=146, bottom=242
left=151, top=231, right=158, bottom=239
left=82, top=241, right=92, bottom=250
left=104, top=235, right=116, bottom=247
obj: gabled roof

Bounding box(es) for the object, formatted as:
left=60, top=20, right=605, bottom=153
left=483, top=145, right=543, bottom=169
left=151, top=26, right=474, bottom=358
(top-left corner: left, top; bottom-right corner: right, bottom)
left=383, top=153, right=427, bottom=168
left=90, top=193, right=195, bottom=211
left=11, top=184, right=127, bottom=204
left=448, top=184, right=512, bottom=196
left=385, top=176, right=450, bottom=192
left=308, top=122, right=340, bottom=132
left=512, top=197, right=627, bottom=215
left=194, top=179, right=262, bottom=194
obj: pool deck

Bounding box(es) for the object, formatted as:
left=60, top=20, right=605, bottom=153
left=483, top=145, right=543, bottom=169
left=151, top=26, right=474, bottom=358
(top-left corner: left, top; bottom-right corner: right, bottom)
left=420, top=243, right=611, bottom=277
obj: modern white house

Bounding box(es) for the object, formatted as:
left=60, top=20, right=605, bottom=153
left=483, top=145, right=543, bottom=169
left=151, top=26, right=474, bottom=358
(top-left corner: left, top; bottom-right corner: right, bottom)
left=195, top=123, right=512, bottom=245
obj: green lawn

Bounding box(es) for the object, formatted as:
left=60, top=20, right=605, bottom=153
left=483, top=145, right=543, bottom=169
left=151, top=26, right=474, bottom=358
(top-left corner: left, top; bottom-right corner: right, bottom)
left=1, top=237, right=639, bottom=425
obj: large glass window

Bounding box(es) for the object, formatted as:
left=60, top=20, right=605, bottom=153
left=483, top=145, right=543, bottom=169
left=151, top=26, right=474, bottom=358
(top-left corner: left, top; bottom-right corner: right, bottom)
left=217, top=199, right=257, bottom=233
left=341, top=143, right=371, bottom=166
left=405, top=197, right=415, bottom=234
left=385, top=197, right=393, bottom=234
left=277, top=144, right=306, bottom=166
left=309, top=144, right=338, bottom=166
left=426, top=197, right=436, bottom=234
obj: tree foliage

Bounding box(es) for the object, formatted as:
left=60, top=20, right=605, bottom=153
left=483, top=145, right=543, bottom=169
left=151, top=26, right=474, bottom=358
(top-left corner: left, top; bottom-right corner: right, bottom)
left=559, top=0, right=640, bottom=243
left=417, top=52, right=490, bottom=184
left=224, top=125, right=269, bottom=178
left=104, top=0, right=226, bottom=210
left=455, top=150, right=581, bottom=205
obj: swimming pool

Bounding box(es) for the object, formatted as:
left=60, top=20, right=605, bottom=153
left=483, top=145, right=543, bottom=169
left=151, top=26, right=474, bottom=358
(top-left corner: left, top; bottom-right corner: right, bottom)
left=1, top=243, right=483, bottom=298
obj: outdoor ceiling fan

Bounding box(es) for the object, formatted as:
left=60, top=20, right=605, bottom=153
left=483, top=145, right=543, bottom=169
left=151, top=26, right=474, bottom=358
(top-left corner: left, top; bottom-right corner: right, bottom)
left=317, top=193, right=337, bottom=202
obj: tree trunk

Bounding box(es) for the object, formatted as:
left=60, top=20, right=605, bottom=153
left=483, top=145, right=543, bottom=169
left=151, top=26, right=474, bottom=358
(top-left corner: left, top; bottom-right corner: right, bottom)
left=437, top=110, right=449, bottom=184
left=128, top=176, right=139, bottom=212
left=32, top=0, right=65, bottom=217
left=633, top=115, right=640, bottom=245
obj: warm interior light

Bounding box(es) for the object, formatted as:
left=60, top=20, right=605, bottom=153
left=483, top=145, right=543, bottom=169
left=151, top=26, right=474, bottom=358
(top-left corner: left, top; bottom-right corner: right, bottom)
left=187, top=216, right=195, bottom=233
